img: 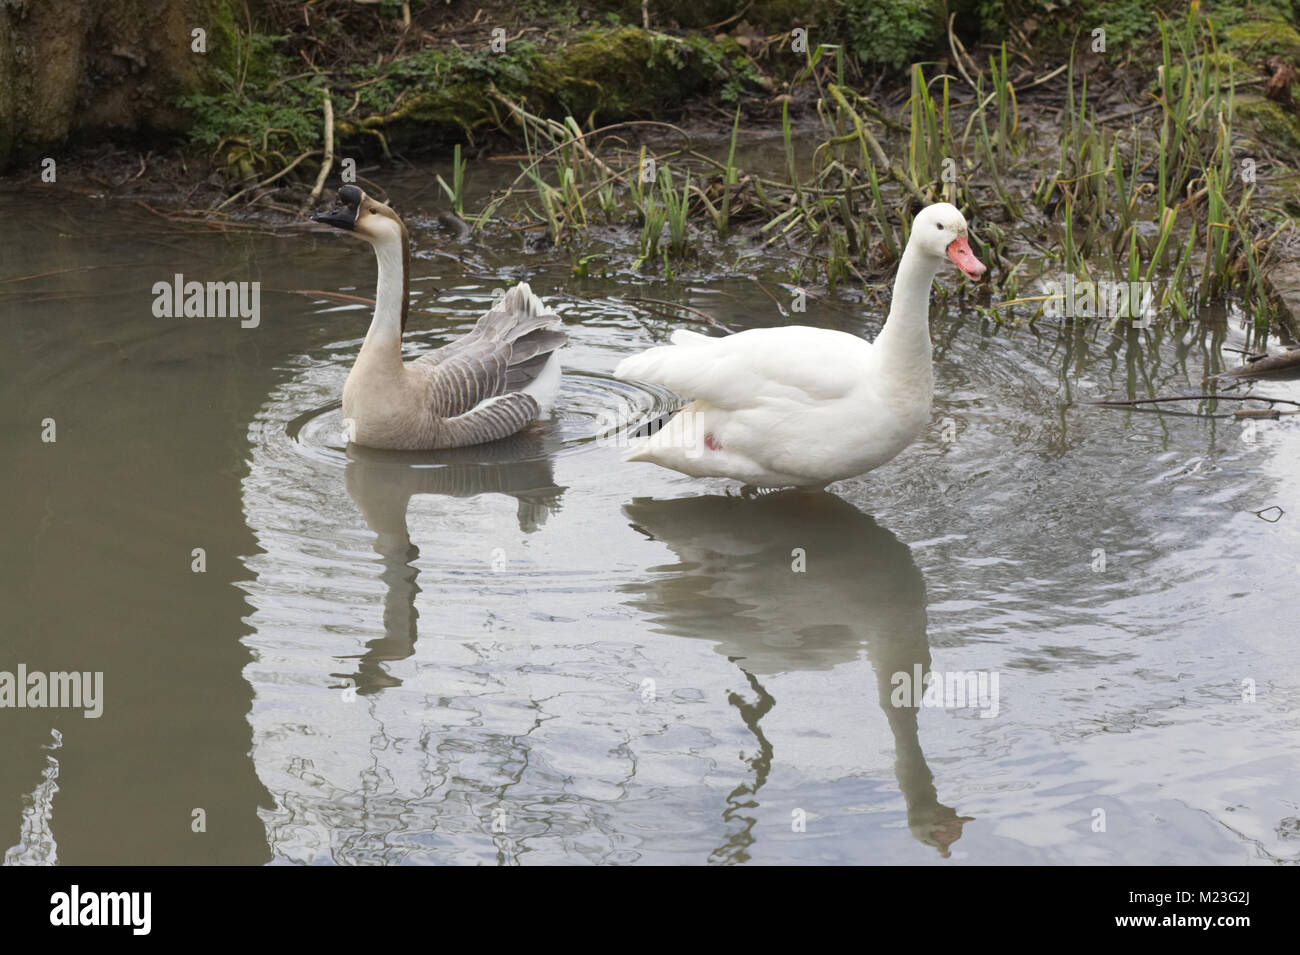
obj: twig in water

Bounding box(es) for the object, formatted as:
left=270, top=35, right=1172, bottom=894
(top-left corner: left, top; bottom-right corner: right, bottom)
left=1087, top=393, right=1300, bottom=410
left=621, top=295, right=735, bottom=334
left=286, top=288, right=442, bottom=316
left=753, top=280, right=789, bottom=316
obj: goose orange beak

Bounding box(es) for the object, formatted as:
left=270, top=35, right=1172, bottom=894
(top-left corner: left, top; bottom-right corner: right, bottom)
left=947, top=236, right=986, bottom=280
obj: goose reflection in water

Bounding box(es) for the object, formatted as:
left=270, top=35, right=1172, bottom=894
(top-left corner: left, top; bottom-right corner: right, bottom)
left=622, top=489, right=972, bottom=858
left=336, top=429, right=565, bottom=695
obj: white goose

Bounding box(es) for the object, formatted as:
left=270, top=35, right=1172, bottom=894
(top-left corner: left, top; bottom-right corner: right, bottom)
left=614, top=202, right=985, bottom=488
left=312, top=185, right=566, bottom=450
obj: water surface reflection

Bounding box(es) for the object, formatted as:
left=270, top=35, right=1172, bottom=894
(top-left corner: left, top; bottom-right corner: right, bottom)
left=339, top=435, right=565, bottom=694
left=623, top=490, right=971, bottom=857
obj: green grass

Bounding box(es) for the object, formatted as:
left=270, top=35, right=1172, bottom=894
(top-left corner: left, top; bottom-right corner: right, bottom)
left=187, top=3, right=1281, bottom=330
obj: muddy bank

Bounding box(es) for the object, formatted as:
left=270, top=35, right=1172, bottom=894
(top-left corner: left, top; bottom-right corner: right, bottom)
left=6, top=0, right=1263, bottom=177
left=5, top=2, right=1299, bottom=185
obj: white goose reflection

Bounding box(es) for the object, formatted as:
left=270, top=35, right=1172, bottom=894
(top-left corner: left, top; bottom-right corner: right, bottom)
left=622, top=490, right=971, bottom=857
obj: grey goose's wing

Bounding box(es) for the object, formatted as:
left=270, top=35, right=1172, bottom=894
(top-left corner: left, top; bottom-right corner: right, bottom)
left=412, top=282, right=567, bottom=420
left=438, top=392, right=542, bottom=448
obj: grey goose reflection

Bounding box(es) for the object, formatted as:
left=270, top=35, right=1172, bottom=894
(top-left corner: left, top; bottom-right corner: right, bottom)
left=622, top=490, right=972, bottom=857
left=334, top=434, right=565, bottom=696
left=311, top=184, right=567, bottom=451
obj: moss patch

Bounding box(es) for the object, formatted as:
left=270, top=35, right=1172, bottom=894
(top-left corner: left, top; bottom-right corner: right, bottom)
left=1223, top=16, right=1300, bottom=63
left=331, top=28, right=764, bottom=152
left=1236, top=93, right=1300, bottom=152
left=194, top=0, right=251, bottom=82
left=539, top=29, right=760, bottom=119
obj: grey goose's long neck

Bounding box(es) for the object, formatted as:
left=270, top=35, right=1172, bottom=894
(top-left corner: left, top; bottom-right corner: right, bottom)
left=361, top=226, right=410, bottom=358
left=873, top=240, right=941, bottom=374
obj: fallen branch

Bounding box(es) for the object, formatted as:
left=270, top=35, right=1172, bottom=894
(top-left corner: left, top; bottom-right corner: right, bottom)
left=1216, top=348, right=1300, bottom=378
left=826, top=84, right=928, bottom=206
left=1087, top=392, right=1300, bottom=413
left=216, top=149, right=321, bottom=212
left=300, top=89, right=335, bottom=215
left=487, top=94, right=693, bottom=192
left=620, top=295, right=735, bottom=334
left=947, top=13, right=979, bottom=92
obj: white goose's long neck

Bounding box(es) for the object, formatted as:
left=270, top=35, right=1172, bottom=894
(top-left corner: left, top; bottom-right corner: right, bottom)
left=358, top=233, right=408, bottom=365
left=873, top=242, right=940, bottom=384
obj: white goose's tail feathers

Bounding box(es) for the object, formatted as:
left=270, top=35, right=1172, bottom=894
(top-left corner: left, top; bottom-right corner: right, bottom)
left=613, top=344, right=668, bottom=383
left=614, top=328, right=716, bottom=381
left=669, top=329, right=713, bottom=346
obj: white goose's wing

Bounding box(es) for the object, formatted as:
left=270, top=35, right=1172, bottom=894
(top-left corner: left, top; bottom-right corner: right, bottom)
left=613, top=326, right=867, bottom=409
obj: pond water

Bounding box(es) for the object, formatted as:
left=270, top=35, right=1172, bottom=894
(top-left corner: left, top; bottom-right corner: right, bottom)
left=3, top=170, right=1298, bottom=865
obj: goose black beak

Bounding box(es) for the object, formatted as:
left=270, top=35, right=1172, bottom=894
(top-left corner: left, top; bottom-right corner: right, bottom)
left=312, top=184, right=363, bottom=231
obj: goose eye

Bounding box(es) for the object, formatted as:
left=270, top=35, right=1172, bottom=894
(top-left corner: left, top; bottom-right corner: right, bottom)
left=369, top=207, right=378, bottom=214
left=936, top=223, right=944, bottom=230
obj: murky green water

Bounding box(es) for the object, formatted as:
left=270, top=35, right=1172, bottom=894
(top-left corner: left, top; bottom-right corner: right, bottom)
left=4, top=172, right=1298, bottom=865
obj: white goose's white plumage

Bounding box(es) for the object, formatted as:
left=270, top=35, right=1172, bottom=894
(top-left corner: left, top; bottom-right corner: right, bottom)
left=614, top=203, right=986, bottom=488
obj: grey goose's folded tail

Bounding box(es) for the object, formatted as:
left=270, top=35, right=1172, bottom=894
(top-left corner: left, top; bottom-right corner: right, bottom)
left=475, top=283, right=565, bottom=342
left=410, top=282, right=567, bottom=444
